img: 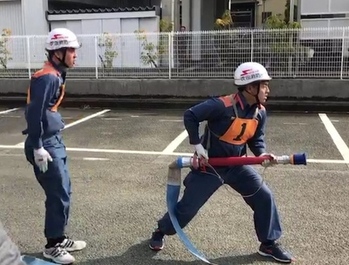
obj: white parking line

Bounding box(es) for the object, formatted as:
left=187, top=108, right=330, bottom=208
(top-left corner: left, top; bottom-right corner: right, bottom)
left=82, top=157, right=110, bottom=161
left=0, top=144, right=345, bottom=164
left=162, top=130, right=188, bottom=153
left=319, top=113, right=349, bottom=167
left=15, top=109, right=111, bottom=146
left=63, top=109, right=111, bottom=129
left=0, top=108, right=20, bottom=114
left=159, top=119, right=183, bottom=122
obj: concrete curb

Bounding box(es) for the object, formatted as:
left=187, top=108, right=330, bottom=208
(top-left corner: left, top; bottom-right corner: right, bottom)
left=0, top=78, right=348, bottom=111
left=1, top=95, right=349, bottom=112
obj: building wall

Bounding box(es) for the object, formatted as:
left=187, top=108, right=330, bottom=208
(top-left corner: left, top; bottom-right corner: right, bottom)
left=300, top=0, right=349, bottom=29
left=0, top=0, right=49, bottom=69
left=0, top=0, right=26, bottom=70
left=0, top=0, right=23, bottom=35
left=22, top=0, right=49, bottom=35
left=0, top=0, right=49, bottom=36
left=255, top=0, right=288, bottom=27
left=299, top=0, right=349, bottom=57
left=50, top=0, right=120, bottom=8
left=161, top=0, right=181, bottom=31
left=49, top=0, right=161, bottom=8
left=0, top=0, right=161, bottom=69
left=19, top=11, right=161, bottom=69
left=301, top=0, right=349, bottom=15
left=49, top=17, right=159, bottom=68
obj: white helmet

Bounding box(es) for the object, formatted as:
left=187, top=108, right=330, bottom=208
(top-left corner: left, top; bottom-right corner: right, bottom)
left=45, top=28, right=81, bottom=51
left=234, top=62, right=271, bottom=86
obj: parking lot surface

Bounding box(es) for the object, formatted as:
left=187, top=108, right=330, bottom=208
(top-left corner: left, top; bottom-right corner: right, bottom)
left=0, top=106, right=348, bottom=265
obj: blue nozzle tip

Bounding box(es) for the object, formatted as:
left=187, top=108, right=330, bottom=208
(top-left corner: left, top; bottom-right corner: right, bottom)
left=293, top=153, right=307, bottom=165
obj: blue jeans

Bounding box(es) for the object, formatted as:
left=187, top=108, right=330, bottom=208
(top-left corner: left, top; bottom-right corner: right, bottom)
left=158, top=165, right=282, bottom=243
left=24, top=134, right=71, bottom=239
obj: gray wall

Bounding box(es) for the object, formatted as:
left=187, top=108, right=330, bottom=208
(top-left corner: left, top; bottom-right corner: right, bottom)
left=49, top=15, right=160, bottom=68
left=51, top=0, right=125, bottom=7
left=0, top=1, right=23, bottom=35
left=0, top=0, right=49, bottom=36
left=0, top=79, right=349, bottom=100
left=22, top=0, right=49, bottom=35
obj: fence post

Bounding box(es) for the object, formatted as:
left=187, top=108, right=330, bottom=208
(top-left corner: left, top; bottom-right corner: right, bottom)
left=94, top=35, right=99, bottom=79
left=250, top=29, right=254, bottom=61
left=288, top=28, right=294, bottom=77
left=340, top=27, right=345, bottom=80
left=26, top=36, right=31, bottom=78
left=168, top=32, right=172, bottom=79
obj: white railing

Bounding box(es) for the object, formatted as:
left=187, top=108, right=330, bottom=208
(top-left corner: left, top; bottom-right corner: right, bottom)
left=0, top=27, right=349, bottom=79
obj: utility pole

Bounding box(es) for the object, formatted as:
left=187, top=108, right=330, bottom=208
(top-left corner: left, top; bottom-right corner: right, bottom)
left=171, top=0, right=175, bottom=31
left=288, top=0, right=295, bottom=76
left=289, top=0, right=294, bottom=23
left=262, top=0, right=266, bottom=25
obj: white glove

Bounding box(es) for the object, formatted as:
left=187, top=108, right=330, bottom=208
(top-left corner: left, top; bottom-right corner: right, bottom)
left=194, top=144, right=209, bottom=160
left=259, top=153, right=276, bottom=167
left=34, top=147, right=53, bottom=173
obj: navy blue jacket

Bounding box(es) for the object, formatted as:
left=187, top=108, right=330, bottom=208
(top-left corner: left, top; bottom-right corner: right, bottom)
left=22, top=61, right=66, bottom=149
left=183, top=92, right=267, bottom=158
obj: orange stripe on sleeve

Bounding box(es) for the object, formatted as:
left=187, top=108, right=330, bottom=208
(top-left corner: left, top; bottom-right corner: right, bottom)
left=50, top=84, right=65, bottom=112
left=219, top=94, right=236, bottom=107
left=26, top=62, right=60, bottom=105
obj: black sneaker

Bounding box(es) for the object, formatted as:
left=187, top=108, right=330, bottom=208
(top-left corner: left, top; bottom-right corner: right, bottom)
left=258, top=242, right=295, bottom=263
left=149, top=228, right=164, bottom=251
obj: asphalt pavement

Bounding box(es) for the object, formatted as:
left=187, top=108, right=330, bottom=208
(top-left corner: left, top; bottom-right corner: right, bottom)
left=0, top=106, right=348, bottom=265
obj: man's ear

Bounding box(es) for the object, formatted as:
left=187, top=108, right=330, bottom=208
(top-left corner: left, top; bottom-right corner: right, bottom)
left=246, top=83, right=259, bottom=94
left=245, top=84, right=253, bottom=93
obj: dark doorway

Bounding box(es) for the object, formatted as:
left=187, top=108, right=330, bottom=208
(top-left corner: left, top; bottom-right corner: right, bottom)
left=231, top=2, right=255, bottom=28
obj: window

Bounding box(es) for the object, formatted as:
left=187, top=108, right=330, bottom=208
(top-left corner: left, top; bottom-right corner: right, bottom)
left=262, top=12, right=272, bottom=23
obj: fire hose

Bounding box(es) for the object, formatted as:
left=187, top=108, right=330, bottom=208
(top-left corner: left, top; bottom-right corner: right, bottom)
left=166, top=153, right=307, bottom=264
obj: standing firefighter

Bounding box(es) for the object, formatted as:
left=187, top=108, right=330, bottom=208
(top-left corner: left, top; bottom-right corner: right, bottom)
left=22, top=28, right=86, bottom=264
left=149, top=62, right=295, bottom=263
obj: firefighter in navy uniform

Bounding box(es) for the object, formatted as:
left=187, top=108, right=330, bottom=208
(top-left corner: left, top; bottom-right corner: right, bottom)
left=149, top=62, right=295, bottom=263
left=22, top=28, right=86, bottom=264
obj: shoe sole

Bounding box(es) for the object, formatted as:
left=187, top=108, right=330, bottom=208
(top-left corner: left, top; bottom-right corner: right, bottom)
left=258, top=250, right=293, bottom=263
left=42, top=252, right=75, bottom=265
left=149, top=244, right=164, bottom=251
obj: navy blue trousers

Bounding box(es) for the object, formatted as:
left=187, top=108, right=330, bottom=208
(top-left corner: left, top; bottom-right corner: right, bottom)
left=24, top=134, right=71, bottom=239
left=158, top=165, right=282, bottom=243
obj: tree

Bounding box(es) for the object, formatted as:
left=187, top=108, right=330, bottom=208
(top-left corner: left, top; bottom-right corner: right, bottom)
left=98, top=32, right=118, bottom=68
left=264, top=13, right=300, bottom=29
left=135, top=30, right=159, bottom=68
left=0, top=29, right=12, bottom=69
left=214, top=10, right=233, bottom=30
left=263, top=13, right=311, bottom=74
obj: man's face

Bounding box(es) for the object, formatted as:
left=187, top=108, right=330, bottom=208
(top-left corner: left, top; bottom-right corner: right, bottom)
left=257, top=81, right=270, bottom=103
left=55, top=48, right=77, bottom=68
left=246, top=81, right=270, bottom=103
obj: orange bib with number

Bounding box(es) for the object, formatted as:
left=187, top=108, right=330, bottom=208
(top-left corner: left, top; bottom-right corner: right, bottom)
left=208, top=94, right=259, bottom=146
left=219, top=117, right=258, bottom=145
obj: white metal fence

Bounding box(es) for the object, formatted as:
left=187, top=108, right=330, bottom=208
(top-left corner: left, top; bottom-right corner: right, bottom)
left=0, top=27, right=349, bottom=79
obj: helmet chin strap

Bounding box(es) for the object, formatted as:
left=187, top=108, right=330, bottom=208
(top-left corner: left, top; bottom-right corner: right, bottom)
left=57, top=48, right=68, bottom=68
left=49, top=48, right=68, bottom=69
left=244, top=82, right=261, bottom=105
